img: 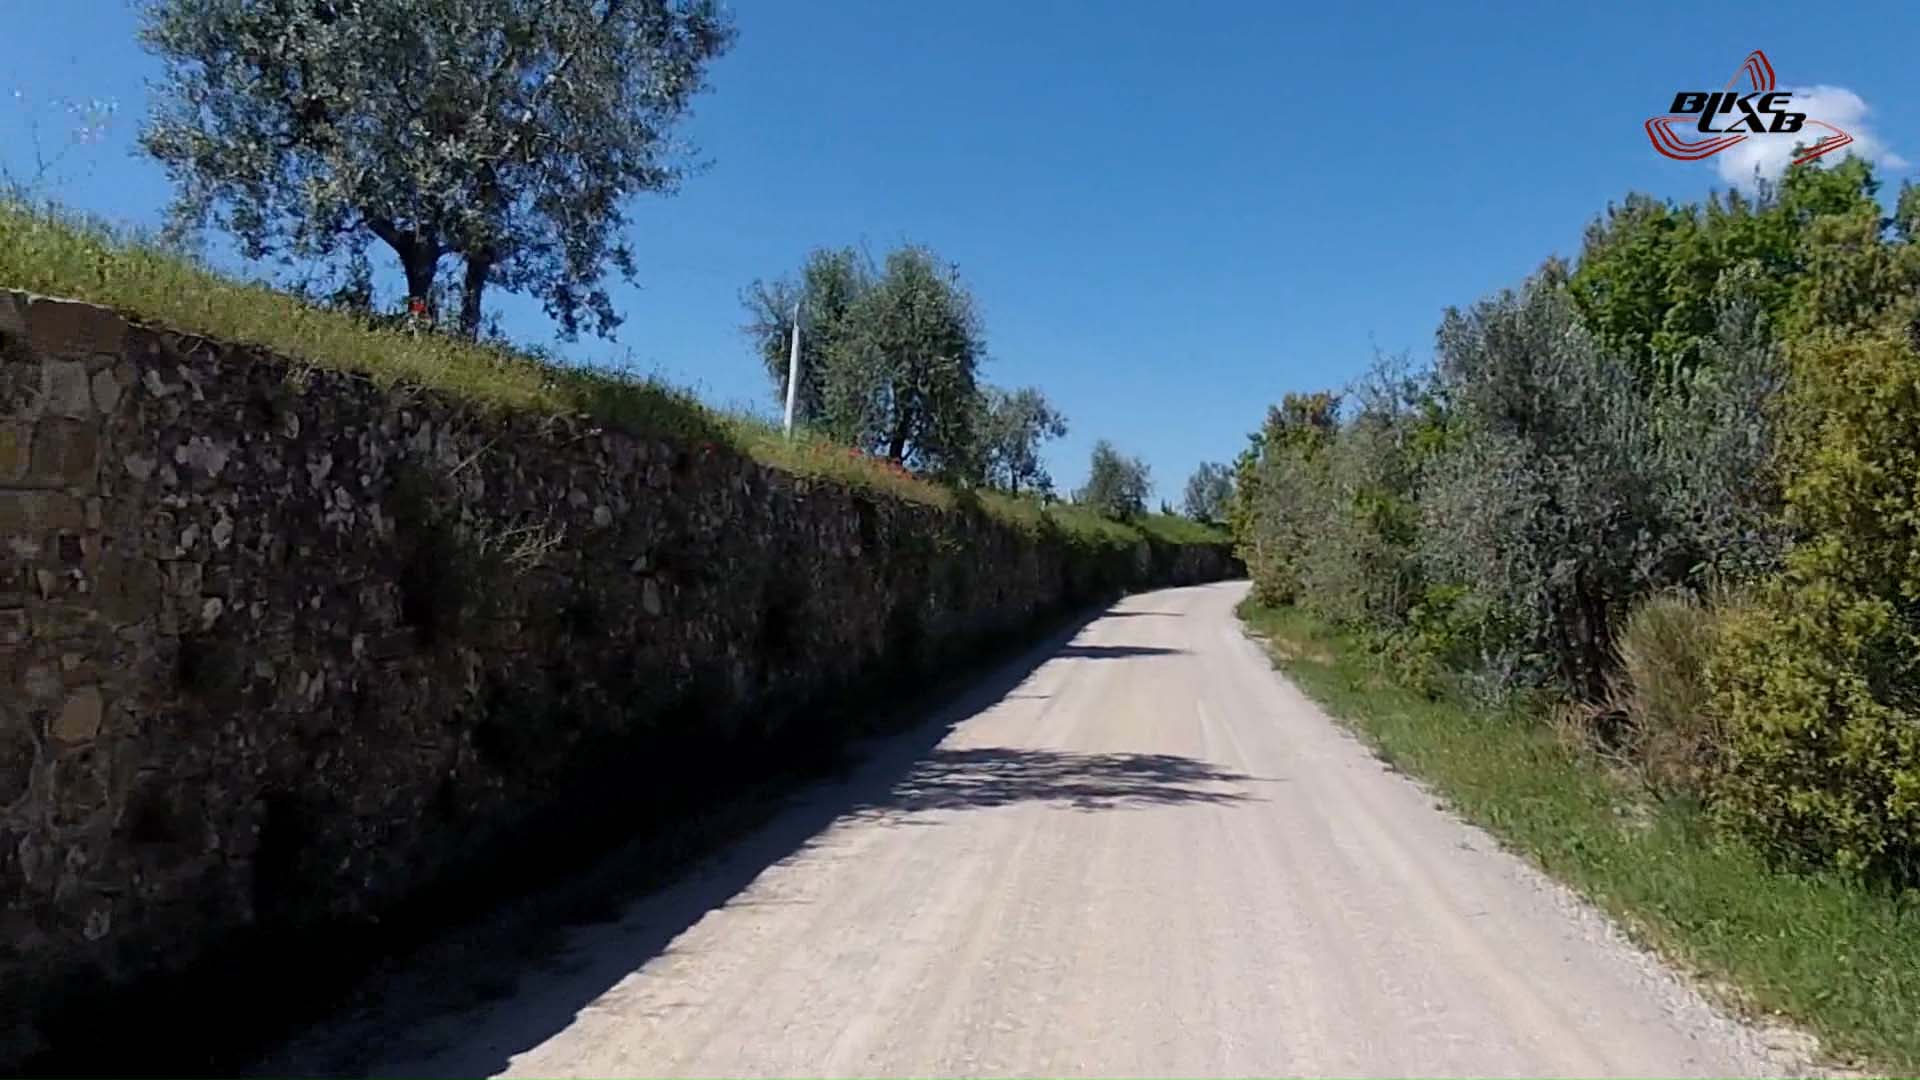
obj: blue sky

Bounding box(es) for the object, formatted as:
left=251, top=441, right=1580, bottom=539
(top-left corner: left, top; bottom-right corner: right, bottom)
left=3, top=2, right=1916, bottom=500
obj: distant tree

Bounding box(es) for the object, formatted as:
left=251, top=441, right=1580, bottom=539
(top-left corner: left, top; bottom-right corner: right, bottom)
left=1076, top=440, right=1150, bottom=520
left=746, top=243, right=985, bottom=475
left=138, top=0, right=734, bottom=338
left=978, top=386, right=1067, bottom=495
left=742, top=247, right=869, bottom=426
left=1181, top=461, right=1233, bottom=522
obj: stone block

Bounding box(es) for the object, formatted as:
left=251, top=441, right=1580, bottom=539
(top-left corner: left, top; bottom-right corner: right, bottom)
left=28, top=604, right=97, bottom=642
left=162, top=560, right=202, bottom=600
left=50, top=687, right=101, bottom=744
left=0, top=357, right=37, bottom=420
left=25, top=299, right=125, bottom=363
left=20, top=663, right=61, bottom=702
left=0, top=491, right=85, bottom=540
left=27, top=420, right=99, bottom=488
left=41, top=361, right=92, bottom=419
left=0, top=421, right=27, bottom=483
left=89, top=367, right=122, bottom=415
left=0, top=290, right=25, bottom=344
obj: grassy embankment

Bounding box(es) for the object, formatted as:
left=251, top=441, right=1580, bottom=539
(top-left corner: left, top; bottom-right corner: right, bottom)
left=0, top=199, right=1224, bottom=552
left=1239, top=599, right=1920, bottom=1075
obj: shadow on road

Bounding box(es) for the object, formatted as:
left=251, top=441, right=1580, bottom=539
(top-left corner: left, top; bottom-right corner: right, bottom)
left=850, top=747, right=1252, bottom=819
left=1055, top=643, right=1186, bottom=659
left=267, top=586, right=1252, bottom=1078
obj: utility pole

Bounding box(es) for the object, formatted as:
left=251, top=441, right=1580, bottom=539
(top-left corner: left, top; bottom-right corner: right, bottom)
left=782, top=300, right=802, bottom=437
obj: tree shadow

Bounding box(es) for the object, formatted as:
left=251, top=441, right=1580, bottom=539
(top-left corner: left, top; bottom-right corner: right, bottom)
left=1055, top=643, right=1186, bottom=659
left=849, top=747, right=1254, bottom=820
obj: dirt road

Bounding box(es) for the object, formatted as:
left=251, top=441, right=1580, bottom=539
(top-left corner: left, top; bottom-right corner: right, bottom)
left=364, top=581, right=1812, bottom=1078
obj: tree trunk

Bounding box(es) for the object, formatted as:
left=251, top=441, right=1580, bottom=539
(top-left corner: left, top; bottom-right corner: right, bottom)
left=402, top=254, right=438, bottom=316
left=364, top=215, right=440, bottom=321
left=460, top=254, right=492, bottom=339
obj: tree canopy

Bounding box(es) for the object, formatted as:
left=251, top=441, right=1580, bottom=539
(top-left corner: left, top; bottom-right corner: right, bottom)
left=139, top=0, right=733, bottom=338
left=743, top=247, right=867, bottom=425
left=1077, top=440, right=1151, bottom=520
left=978, top=386, right=1068, bottom=495
left=1181, top=461, right=1233, bottom=522
left=744, top=243, right=987, bottom=477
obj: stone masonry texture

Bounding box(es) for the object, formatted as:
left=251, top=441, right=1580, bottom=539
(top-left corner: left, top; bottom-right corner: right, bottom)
left=0, top=290, right=1235, bottom=1068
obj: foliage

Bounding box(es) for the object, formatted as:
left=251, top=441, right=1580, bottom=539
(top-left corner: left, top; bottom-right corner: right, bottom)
left=138, top=0, right=733, bottom=337
left=1566, top=158, right=1882, bottom=388
left=978, top=386, right=1068, bottom=495
left=1418, top=268, right=1783, bottom=699
left=1225, top=431, right=1263, bottom=565
left=741, top=246, right=868, bottom=425
left=1234, top=391, right=1338, bottom=605
left=1180, top=461, right=1233, bottom=522
left=1225, top=156, right=1920, bottom=885
left=1709, top=326, right=1920, bottom=884
left=745, top=244, right=986, bottom=477
left=1229, top=261, right=1787, bottom=705
left=1133, top=512, right=1229, bottom=546
left=1075, top=440, right=1150, bottom=521
left=1388, top=583, right=1524, bottom=701
left=1603, top=590, right=1729, bottom=796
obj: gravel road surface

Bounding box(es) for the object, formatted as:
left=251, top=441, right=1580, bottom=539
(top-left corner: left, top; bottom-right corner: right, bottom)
left=364, top=580, right=1817, bottom=1078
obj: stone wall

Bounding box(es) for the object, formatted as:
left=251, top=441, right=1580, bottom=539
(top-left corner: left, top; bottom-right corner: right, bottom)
left=0, top=290, right=1235, bottom=1068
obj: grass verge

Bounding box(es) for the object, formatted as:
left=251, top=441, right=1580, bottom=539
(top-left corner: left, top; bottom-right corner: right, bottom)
left=1238, top=599, right=1920, bottom=1075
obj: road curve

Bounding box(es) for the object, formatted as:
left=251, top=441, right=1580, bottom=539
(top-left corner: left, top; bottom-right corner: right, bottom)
left=368, top=581, right=1812, bottom=1078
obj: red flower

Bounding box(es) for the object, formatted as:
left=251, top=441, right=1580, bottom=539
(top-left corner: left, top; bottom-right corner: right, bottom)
left=407, top=297, right=428, bottom=317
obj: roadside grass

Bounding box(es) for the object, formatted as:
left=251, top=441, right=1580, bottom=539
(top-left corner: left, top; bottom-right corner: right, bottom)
left=1238, top=599, right=1920, bottom=1075
left=0, top=197, right=1226, bottom=553
left=1134, top=511, right=1229, bottom=545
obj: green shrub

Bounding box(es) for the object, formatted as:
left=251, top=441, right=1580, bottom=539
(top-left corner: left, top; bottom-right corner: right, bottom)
left=1605, top=590, right=1725, bottom=796
left=1384, top=583, right=1527, bottom=700
left=1708, top=327, right=1920, bottom=883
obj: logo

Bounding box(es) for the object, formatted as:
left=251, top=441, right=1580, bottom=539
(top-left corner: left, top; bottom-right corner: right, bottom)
left=1646, top=50, right=1852, bottom=166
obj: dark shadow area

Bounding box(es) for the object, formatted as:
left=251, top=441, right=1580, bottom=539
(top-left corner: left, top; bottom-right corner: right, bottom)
left=1055, top=643, right=1187, bottom=659
left=1099, top=609, right=1186, bottom=617
left=851, top=747, right=1254, bottom=817
left=256, top=598, right=1246, bottom=1078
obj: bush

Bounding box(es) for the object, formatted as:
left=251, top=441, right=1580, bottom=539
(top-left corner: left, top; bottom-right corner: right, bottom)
left=1604, top=590, right=1725, bottom=795
left=1387, top=583, right=1525, bottom=700
left=1708, top=326, right=1920, bottom=883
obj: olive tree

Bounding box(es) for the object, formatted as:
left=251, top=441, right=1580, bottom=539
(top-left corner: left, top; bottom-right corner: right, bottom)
left=979, top=386, right=1067, bottom=495
left=742, top=247, right=869, bottom=426
left=1077, top=440, right=1151, bottom=520
left=745, top=244, right=985, bottom=475
left=1181, top=461, right=1233, bottom=522
left=825, top=246, right=985, bottom=473
left=138, top=0, right=733, bottom=337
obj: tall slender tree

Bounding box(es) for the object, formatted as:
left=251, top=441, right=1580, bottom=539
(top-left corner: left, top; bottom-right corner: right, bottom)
left=979, top=386, right=1068, bottom=495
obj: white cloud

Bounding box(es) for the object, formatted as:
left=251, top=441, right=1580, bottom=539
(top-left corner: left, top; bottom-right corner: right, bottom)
left=1712, top=85, right=1907, bottom=187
